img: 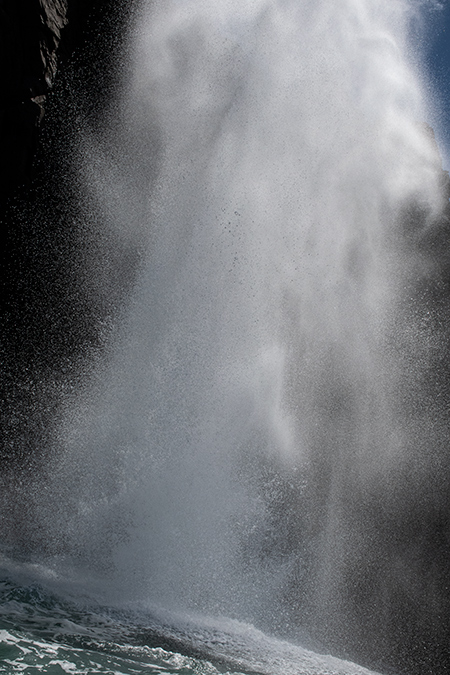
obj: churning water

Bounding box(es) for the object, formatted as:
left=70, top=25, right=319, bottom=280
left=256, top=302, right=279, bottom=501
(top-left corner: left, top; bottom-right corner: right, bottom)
left=2, top=0, right=450, bottom=673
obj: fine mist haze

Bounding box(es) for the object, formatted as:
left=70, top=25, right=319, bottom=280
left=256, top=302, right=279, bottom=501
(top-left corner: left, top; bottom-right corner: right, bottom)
left=2, top=2, right=450, bottom=675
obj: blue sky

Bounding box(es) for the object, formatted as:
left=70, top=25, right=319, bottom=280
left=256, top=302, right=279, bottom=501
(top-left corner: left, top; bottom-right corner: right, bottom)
left=420, top=1, right=450, bottom=167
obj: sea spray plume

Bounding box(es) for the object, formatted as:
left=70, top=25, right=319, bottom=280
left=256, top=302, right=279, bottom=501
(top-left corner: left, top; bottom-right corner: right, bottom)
left=4, top=0, right=450, bottom=673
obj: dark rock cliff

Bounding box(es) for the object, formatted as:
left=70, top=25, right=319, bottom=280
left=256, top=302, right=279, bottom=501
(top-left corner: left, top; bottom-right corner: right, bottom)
left=0, top=1, right=68, bottom=198
left=0, top=0, right=137, bottom=471
left=0, top=0, right=132, bottom=202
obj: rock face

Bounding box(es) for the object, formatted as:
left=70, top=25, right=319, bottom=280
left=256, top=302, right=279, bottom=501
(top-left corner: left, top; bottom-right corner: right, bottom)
left=0, top=1, right=69, bottom=197
left=0, top=0, right=129, bottom=201
left=0, top=0, right=136, bottom=473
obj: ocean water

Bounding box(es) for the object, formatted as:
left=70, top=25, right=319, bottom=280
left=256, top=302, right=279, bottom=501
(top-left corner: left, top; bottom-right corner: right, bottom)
left=0, top=564, right=381, bottom=675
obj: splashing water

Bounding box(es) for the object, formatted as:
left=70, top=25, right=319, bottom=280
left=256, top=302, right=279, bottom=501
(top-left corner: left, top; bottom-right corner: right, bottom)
left=3, top=1, right=450, bottom=673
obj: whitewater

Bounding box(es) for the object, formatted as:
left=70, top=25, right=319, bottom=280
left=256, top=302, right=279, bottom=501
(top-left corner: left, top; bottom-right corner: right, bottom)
left=0, top=565, right=384, bottom=675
